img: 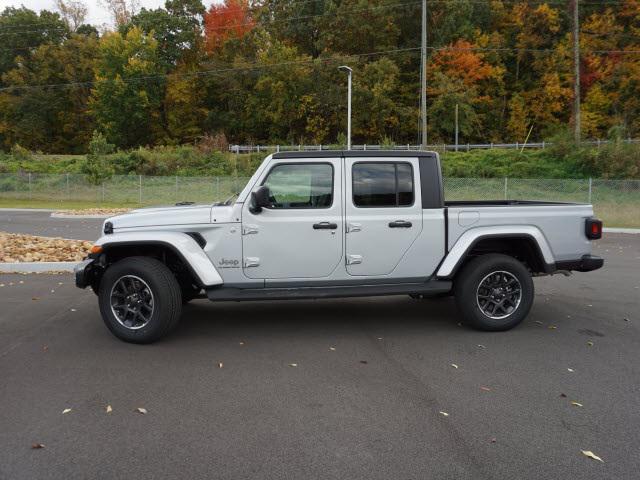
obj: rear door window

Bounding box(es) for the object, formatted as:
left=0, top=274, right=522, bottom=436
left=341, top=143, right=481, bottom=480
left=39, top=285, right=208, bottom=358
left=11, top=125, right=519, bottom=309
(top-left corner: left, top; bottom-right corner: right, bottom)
left=352, top=162, right=414, bottom=207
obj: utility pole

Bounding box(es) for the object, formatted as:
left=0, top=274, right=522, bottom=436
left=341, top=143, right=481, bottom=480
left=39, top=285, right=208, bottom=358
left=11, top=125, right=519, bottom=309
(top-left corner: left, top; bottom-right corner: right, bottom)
left=455, top=103, right=459, bottom=151
left=338, top=66, right=353, bottom=150
left=420, top=0, right=427, bottom=149
left=573, top=0, right=581, bottom=143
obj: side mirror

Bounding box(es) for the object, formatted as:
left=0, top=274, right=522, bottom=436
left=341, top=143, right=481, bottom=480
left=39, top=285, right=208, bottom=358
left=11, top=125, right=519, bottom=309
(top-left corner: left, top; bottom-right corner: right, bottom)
left=250, top=185, right=271, bottom=213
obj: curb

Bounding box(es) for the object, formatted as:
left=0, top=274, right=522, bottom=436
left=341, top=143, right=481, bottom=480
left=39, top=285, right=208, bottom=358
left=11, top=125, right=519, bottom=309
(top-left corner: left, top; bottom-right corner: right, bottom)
left=0, top=262, right=77, bottom=273
left=603, top=228, right=640, bottom=234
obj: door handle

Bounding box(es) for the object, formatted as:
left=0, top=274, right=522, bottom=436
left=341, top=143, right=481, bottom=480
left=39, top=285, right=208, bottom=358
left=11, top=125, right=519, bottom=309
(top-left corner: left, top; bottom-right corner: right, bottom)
left=388, top=220, right=412, bottom=228
left=313, top=222, right=338, bottom=230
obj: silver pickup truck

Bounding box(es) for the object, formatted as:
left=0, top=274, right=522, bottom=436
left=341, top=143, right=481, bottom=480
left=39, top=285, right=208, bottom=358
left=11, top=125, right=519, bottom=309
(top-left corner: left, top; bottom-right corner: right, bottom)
left=76, top=151, right=603, bottom=343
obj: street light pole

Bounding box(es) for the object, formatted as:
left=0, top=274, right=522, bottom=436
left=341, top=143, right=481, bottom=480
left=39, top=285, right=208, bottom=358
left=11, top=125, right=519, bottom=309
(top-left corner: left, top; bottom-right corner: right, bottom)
left=420, top=0, right=427, bottom=149
left=338, top=65, right=352, bottom=150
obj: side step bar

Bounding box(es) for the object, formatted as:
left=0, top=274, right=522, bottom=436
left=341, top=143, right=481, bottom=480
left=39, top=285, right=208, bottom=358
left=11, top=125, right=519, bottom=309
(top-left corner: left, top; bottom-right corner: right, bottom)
left=206, top=280, right=452, bottom=302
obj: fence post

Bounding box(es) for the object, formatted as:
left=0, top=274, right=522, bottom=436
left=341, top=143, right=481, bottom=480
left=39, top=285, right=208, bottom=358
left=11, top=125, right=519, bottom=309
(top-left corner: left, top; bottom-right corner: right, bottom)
left=588, top=177, right=592, bottom=204
left=66, top=173, right=70, bottom=199
left=276, top=145, right=280, bottom=152
left=504, top=177, right=508, bottom=200
left=139, top=175, right=142, bottom=205
left=542, top=141, right=545, bottom=149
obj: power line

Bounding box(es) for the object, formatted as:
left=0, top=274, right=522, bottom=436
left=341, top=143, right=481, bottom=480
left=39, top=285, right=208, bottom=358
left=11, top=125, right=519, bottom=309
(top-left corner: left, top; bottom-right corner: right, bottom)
left=0, top=46, right=424, bottom=92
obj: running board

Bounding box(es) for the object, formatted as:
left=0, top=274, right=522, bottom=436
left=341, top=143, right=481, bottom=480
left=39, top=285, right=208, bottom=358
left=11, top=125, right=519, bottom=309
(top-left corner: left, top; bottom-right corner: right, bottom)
left=206, top=280, right=452, bottom=302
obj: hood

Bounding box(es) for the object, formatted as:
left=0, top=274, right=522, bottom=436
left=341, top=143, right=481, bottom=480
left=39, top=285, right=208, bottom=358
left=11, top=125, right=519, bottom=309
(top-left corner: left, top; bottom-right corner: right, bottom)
left=104, top=204, right=235, bottom=232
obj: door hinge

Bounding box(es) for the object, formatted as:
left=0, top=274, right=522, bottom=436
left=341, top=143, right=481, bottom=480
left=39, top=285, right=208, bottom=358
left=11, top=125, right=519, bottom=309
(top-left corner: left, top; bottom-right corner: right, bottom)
left=346, top=222, right=362, bottom=233
left=346, top=254, right=363, bottom=265
left=244, top=257, right=260, bottom=268
left=242, top=224, right=259, bottom=235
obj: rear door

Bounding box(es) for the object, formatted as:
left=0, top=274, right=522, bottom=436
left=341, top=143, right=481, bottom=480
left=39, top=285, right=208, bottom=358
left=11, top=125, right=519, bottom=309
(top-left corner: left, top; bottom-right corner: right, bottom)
left=344, top=157, right=423, bottom=276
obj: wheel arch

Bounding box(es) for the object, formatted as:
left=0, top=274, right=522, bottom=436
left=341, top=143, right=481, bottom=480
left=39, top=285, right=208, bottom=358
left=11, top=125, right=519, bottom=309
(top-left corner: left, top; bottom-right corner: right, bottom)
left=91, top=232, right=223, bottom=291
left=437, top=227, right=554, bottom=279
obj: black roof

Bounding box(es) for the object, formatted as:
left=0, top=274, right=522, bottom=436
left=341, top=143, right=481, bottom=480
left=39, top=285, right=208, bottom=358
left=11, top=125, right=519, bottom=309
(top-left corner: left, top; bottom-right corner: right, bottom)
left=272, top=150, right=438, bottom=159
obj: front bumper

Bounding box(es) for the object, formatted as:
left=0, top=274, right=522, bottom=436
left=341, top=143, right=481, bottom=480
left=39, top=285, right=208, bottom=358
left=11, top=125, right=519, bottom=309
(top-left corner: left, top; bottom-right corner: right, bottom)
left=75, top=258, right=95, bottom=288
left=555, top=254, right=604, bottom=273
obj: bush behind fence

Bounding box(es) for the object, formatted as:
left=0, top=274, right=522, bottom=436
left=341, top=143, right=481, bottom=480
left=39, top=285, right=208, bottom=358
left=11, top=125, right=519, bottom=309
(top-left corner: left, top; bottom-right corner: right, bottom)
left=0, top=174, right=638, bottom=227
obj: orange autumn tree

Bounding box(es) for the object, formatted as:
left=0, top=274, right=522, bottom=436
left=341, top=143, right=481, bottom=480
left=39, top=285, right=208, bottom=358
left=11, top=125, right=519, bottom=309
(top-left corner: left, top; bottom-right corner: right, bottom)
left=204, top=0, right=254, bottom=52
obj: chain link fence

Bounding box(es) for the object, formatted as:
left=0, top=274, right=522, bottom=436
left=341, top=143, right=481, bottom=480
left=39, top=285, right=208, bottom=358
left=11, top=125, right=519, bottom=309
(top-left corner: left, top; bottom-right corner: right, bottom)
left=0, top=174, right=638, bottom=227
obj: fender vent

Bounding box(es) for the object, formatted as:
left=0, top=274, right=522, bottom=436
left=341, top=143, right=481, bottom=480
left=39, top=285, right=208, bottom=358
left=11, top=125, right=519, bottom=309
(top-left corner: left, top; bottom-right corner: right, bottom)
left=185, top=232, right=206, bottom=249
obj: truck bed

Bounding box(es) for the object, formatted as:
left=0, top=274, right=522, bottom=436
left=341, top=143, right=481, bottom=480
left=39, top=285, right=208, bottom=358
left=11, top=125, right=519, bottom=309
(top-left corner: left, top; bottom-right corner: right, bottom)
left=445, top=202, right=594, bottom=262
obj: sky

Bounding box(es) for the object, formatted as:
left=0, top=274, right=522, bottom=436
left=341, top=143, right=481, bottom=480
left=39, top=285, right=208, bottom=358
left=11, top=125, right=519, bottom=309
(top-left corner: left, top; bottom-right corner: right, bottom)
left=0, top=0, right=173, bottom=27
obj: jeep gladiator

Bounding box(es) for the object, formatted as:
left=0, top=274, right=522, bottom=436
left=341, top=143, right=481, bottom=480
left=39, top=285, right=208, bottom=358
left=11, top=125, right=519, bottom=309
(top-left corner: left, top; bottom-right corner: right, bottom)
left=75, top=151, right=604, bottom=343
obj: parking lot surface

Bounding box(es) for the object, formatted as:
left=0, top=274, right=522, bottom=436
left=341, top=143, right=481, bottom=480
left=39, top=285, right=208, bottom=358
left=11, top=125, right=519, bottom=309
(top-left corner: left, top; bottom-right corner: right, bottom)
left=0, top=210, right=103, bottom=240
left=0, top=233, right=638, bottom=480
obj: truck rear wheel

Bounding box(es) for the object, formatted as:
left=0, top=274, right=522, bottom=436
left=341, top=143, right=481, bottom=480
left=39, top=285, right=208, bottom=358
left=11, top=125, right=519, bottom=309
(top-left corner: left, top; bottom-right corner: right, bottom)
left=98, top=256, right=182, bottom=343
left=454, top=254, right=534, bottom=331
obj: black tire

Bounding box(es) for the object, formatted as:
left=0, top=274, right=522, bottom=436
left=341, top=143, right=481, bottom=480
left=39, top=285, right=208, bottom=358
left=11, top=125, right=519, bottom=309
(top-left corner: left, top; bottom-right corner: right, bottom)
left=454, top=254, right=534, bottom=331
left=98, top=256, right=182, bottom=343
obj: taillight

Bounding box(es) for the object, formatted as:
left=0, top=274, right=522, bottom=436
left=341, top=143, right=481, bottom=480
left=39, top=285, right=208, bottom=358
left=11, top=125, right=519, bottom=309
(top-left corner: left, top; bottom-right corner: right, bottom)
left=585, top=218, right=602, bottom=240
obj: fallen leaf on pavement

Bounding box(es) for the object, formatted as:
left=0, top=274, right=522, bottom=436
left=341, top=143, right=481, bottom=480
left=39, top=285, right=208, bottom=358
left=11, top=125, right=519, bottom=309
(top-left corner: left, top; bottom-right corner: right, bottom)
left=62, top=408, right=72, bottom=414
left=106, top=405, right=112, bottom=413
left=31, top=443, right=45, bottom=449
left=135, top=408, right=147, bottom=414
left=560, top=393, right=567, bottom=398
left=329, top=347, right=336, bottom=351
left=567, top=368, right=574, bottom=372
left=439, top=411, right=449, bottom=417
left=587, top=341, right=594, bottom=347
left=359, top=360, right=368, bottom=364
left=451, top=363, right=459, bottom=369
left=239, top=342, right=244, bottom=346
left=480, top=386, right=491, bottom=392
left=581, top=450, right=603, bottom=462
left=218, top=362, right=223, bottom=369
left=490, top=438, right=497, bottom=443
left=477, top=344, right=486, bottom=349
left=535, top=321, right=543, bottom=325
left=571, top=401, right=583, bottom=407
left=70, top=308, right=77, bottom=312
left=548, top=325, right=557, bottom=330
left=32, top=297, right=39, bottom=301
left=289, top=363, right=298, bottom=367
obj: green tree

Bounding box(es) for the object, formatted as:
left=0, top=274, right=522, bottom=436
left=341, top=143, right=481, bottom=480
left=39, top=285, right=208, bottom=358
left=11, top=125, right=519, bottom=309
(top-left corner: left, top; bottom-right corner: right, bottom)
left=90, top=27, right=165, bottom=148
left=0, top=33, right=98, bottom=152
left=0, top=7, right=69, bottom=82
left=81, top=131, right=115, bottom=185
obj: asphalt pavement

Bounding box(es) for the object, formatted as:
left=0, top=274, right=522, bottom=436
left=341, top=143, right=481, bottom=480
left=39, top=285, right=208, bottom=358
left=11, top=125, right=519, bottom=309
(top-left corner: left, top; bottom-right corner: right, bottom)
left=0, top=210, right=103, bottom=240
left=0, top=233, right=638, bottom=479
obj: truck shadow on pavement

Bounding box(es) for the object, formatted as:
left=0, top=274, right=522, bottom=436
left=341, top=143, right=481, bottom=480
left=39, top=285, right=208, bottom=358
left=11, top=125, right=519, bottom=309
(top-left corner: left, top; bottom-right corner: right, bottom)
left=170, top=296, right=461, bottom=341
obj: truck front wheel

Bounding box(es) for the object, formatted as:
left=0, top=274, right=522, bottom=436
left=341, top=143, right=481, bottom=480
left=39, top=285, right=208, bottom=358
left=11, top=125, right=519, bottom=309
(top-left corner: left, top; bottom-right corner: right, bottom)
left=454, top=254, right=534, bottom=331
left=98, top=256, right=182, bottom=343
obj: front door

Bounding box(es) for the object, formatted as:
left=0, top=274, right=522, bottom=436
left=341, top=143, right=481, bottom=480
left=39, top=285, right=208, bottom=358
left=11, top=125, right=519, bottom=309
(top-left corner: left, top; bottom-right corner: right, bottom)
left=241, top=158, right=343, bottom=279
left=344, top=157, right=423, bottom=276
